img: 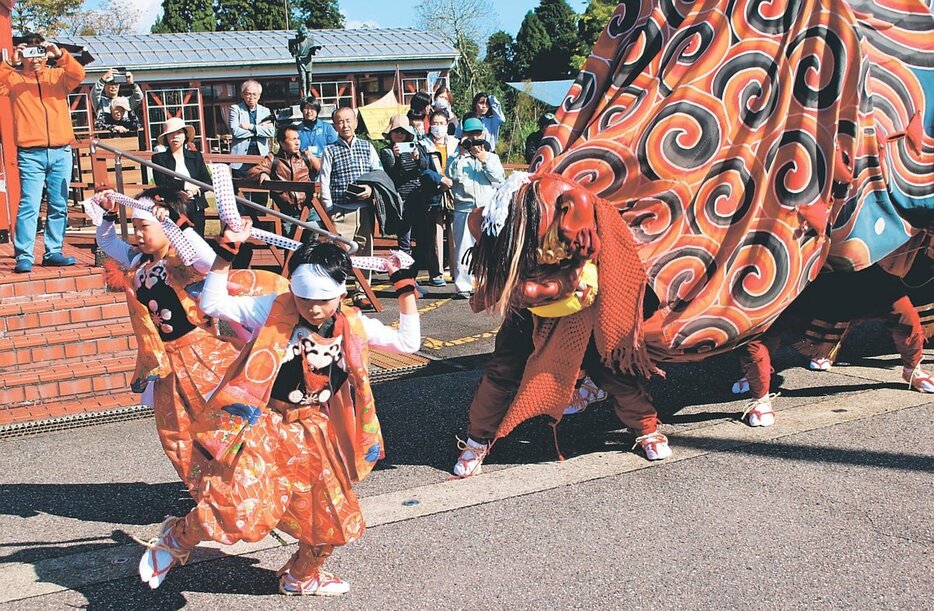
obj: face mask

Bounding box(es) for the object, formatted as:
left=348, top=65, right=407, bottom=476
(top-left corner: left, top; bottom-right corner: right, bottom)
left=434, top=98, right=450, bottom=110
left=430, top=125, right=447, bottom=139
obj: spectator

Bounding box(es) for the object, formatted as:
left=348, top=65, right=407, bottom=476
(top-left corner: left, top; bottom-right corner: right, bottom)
left=319, top=107, right=383, bottom=308
left=249, top=125, right=314, bottom=237
left=94, top=96, right=141, bottom=135
left=228, top=79, right=274, bottom=179
left=433, top=85, right=458, bottom=136
left=91, top=66, right=142, bottom=115
left=458, top=92, right=505, bottom=150
left=228, top=80, right=275, bottom=267
left=296, top=95, right=338, bottom=179
left=446, top=117, right=505, bottom=298
left=407, top=91, right=432, bottom=138
left=152, top=117, right=211, bottom=236
left=420, top=109, right=459, bottom=286
left=379, top=114, right=430, bottom=264
left=524, top=112, right=558, bottom=164
left=0, top=34, right=85, bottom=273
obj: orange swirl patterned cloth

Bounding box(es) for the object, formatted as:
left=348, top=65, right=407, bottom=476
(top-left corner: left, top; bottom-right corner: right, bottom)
left=533, top=0, right=933, bottom=362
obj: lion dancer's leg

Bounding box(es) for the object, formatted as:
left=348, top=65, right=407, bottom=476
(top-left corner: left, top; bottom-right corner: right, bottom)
left=585, top=346, right=670, bottom=461
left=736, top=333, right=782, bottom=427
left=888, top=296, right=933, bottom=393
left=454, top=310, right=534, bottom=477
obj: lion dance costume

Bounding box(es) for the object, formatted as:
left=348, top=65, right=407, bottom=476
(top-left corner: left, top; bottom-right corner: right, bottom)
left=455, top=0, right=933, bottom=475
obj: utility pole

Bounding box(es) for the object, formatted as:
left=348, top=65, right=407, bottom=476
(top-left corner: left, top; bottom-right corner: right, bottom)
left=284, top=0, right=291, bottom=29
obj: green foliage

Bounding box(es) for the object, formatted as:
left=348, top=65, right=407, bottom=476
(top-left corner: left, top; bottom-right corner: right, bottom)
left=485, top=30, right=514, bottom=83
left=216, top=0, right=287, bottom=31
left=152, top=0, right=215, bottom=33
left=513, top=0, right=580, bottom=80
left=496, top=83, right=548, bottom=164
left=572, top=0, right=615, bottom=68
left=292, top=0, right=345, bottom=29
left=12, top=0, right=82, bottom=36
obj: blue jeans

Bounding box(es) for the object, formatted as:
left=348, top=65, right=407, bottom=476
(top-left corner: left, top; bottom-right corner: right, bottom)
left=14, top=146, right=72, bottom=263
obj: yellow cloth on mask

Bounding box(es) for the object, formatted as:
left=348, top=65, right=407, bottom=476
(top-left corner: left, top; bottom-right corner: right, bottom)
left=528, top=261, right=598, bottom=318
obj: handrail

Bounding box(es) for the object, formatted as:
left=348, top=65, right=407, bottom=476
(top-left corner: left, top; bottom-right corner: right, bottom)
left=89, top=139, right=358, bottom=254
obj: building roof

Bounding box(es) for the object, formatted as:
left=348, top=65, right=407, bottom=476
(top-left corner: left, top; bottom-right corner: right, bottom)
left=507, top=80, right=575, bottom=108
left=55, top=28, right=458, bottom=73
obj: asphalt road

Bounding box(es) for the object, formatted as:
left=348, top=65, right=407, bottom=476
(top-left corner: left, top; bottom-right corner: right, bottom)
left=1, top=291, right=932, bottom=609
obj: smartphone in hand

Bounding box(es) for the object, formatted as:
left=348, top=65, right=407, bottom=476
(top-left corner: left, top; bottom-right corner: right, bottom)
left=345, top=183, right=368, bottom=199
left=396, top=141, right=416, bottom=154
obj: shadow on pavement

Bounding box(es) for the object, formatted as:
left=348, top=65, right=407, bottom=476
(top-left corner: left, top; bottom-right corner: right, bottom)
left=0, top=482, right=194, bottom=526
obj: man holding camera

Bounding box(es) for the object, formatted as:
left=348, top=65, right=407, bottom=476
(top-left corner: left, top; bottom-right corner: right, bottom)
left=249, top=125, right=313, bottom=237
left=445, top=117, right=504, bottom=298
left=91, top=66, right=142, bottom=116
left=0, top=33, right=85, bottom=273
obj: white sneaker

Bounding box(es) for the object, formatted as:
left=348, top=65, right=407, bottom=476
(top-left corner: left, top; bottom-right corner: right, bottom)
left=279, top=570, right=350, bottom=596
left=903, top=364, right=934, bottom=393
left=742, top=393, right=778, bottom=427
left=731, top=377, right=750, bottom=394
left=564, top=376, right=608, bottom=415
left=808, top=358, right=833, bottom=371
left=453, top=437, right=490, bottom=477
left=136, top=517, right=190, bottom=590
left=633, top=431, right=672, bottom=461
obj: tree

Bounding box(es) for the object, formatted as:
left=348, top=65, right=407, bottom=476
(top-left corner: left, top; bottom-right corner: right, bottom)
left=216, top=0, right=288, bottom=31
left=292, top=0, right=344, bottom=29
left=573, top=0, right=616, bottom=68
left=512, top=10, right=549, bottom=80
left=151, top=0, right=215, bottom=33
left=66, top=0, right=141, bottom=36
left=513, top=0, right=580, bottom=80
left=12, top=0, right=82, bottom=36
left=485, top=30, right=514, bottom=83
left=416, top=0, right=497, bottom=100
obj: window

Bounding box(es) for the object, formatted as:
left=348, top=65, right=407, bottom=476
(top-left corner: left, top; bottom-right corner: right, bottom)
left=145, top=86, right=203, bottom=151
left=68, top=93, right=92, bottom=138
left=310, top=80, right=354, bottom=108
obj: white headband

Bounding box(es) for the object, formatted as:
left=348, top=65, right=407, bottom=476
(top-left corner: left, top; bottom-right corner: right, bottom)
left=130, top=197, right=158, bottom=222
left=290, top=264, right=346, bottom=300
left=482, top=171, right=531, bottom=237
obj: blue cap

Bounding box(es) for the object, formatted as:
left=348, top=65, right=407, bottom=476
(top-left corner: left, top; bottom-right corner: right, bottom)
left=462, top=117, right=484, bottom=133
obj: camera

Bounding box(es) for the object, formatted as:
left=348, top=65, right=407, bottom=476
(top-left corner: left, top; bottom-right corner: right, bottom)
left=22, top=46, right=45, bottom=59
left=461, top=138, right=486, bottom=149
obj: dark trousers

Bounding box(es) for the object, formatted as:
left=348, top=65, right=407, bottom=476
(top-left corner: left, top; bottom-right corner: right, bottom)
left=467, top=310, right=659, bottom=441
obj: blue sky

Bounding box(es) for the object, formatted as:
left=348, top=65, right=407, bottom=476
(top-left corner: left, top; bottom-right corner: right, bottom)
left=131, top=0, right=593, bottom=39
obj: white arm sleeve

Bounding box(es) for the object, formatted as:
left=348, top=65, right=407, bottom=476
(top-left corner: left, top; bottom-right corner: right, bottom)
left=95, top=220, right=138, bottom=268
left=181, top=227, right=217, bottom=275
left=360, top=313, right=421, bottom=354
left=200, top=269, right=275, bottom=330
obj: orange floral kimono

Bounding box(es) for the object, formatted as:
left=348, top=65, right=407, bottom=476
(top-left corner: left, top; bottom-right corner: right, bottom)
left=182, top=284, right=383, bottom=548
left=122, top=254, right=244, bottom=489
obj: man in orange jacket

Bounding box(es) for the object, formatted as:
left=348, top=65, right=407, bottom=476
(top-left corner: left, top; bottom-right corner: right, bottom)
left=0, top=33, right=85, bottom=273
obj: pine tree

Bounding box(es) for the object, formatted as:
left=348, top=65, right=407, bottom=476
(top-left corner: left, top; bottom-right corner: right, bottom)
left=292, top=0, right=344, bottom=29
left=152, top=0, right=215, bottom=33
left=533, top=0, right=579, bottom=79
left=216, top=0, right=288, bottom=31
left=485, top=31, right=514, bottom=83
left=512, top=10, right=549, bottom=80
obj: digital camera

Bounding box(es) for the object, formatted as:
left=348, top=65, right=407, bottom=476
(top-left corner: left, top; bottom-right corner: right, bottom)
left=22, top=46, right=45, bottom=59
left=461, top=138, right=486, bottom=149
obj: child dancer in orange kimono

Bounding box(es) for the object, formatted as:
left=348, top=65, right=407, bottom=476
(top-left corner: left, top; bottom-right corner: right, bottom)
left=137, top=221, right=420, bottom=596
left=93, top=187, right=239, bottom=492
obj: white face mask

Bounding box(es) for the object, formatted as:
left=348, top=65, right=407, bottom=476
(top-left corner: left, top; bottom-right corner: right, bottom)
left=430, top=125, right=447, bottom=139
left=434, top=98, right=450, bottom=110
